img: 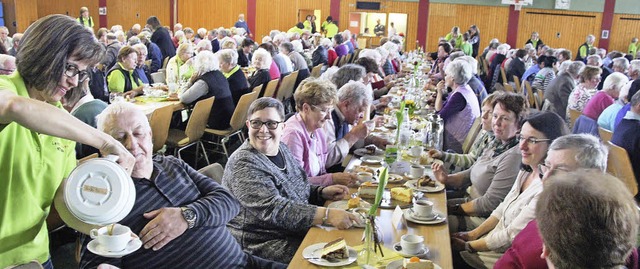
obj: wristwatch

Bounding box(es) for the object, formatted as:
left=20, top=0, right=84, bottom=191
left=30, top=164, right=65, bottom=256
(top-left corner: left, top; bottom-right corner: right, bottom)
left=181, top=207, right=196, bottom=229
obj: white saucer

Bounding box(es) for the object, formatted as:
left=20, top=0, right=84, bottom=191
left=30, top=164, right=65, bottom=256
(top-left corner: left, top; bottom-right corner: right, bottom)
left=408, top=209, right=438, bottom=221
left=403, top=209, right=446, bottom=225
left=392, top=242, right=430, bottom=258
left=87, top=238, right=142, bottom=258
left=404, top=179, right=446, bottom=193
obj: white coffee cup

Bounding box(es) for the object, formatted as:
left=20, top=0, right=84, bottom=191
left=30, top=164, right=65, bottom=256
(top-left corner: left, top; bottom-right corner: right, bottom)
left=410, top=164, right=425, bottom=179
left=90, top=224, right=133, bottom=252
left=400, top=234, right=425, bottom=255
left=413, top=199, right=434, bottom=218
left=357, top=172, right=373, bottom=182
left=410, top=146, right=424, bottom=157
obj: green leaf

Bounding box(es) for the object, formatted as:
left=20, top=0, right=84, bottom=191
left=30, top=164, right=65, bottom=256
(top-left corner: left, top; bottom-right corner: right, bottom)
left=368, top=167, right=388, bottom=216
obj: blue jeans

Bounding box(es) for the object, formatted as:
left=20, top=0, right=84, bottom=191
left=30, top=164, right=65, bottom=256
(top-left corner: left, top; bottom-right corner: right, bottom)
left=42, top=258, right=54, bottom=269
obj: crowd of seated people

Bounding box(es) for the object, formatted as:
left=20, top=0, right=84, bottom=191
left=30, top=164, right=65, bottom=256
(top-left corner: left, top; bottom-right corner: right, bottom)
left=2, top=10, right=640, bottom=269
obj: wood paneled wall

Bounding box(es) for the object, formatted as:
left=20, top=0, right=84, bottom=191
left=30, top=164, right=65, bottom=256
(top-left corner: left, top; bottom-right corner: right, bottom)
left=339, top=0, right=418, bottom=50
left=255, top=0, right=331, bottom=42
left=5, top=0, right=39, bottom=33
left=610, top=14, right=640, bottom=54
left=177, top=0, right=246, bottom=32
left=517, top=8, right=602, bottom=54
left=106, top=0, right=170, bottom=32
left=426, top=3, right=509, bottom=52
left=36, top=0, right=100, bottom=31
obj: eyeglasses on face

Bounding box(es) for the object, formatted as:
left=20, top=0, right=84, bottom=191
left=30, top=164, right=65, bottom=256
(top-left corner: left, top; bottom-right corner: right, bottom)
left=248, top=119, right=283, bottom=130
left=517, top=134, right=551, bottom=145
left=537, top=162, right=571, bottom=178
left=64, top=63, right=90, bottom=82
left=310, top=104, right=333, bottom=115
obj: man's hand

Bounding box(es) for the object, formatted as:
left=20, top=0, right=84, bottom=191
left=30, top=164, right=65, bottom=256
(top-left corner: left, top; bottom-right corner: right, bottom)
left=332, top=172, right=358, bottom=186
left=327, top=209, right=361, bottom=229
left=431, top=162, right=449, bottom=184
left=428, top=149, right=443, bottom=159
left=139, top=207, right=188, bottom=251
left=322, top=185, right=350, bottom=201
left=99, top=138, right=135, bottom=175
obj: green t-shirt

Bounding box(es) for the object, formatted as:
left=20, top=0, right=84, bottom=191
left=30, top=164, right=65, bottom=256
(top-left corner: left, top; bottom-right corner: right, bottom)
left=325, top=23, right=339, bottom=39
left=303, top=21, right=312, bottom=32
left=106, top=62, right=143, bottom=93
left=287, top=26, right=305, bottom=35
left=629, top=43, right=638, bottom=58
left=445, top=33, right=464, bottom=49
left=461, top=42, right=473, bottom=56
left=0, top=72, right=76, bottom=268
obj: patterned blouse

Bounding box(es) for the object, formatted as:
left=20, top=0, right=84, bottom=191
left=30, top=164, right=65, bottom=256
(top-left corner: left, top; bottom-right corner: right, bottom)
left=566, top=84, right=596, bottom=120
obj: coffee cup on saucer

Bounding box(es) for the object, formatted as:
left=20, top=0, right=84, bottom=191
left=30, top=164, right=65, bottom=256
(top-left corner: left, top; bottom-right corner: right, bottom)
left=409, top=164, right=425, bottom=179
left=413, top=199, right=434, bottom=218
left=357, top=172, right=373, bottom=182
left=400, top=234, right=425, bottom=255
left=90, top=224, right=134, bottom=252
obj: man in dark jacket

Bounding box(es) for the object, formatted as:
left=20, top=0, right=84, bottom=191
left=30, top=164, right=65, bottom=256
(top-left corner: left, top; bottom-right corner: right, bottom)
left=147, top=16, right=176, bottom=61
left=507, top=49, right=527, bottom=83
left=544, top=61, right=584, bottom=116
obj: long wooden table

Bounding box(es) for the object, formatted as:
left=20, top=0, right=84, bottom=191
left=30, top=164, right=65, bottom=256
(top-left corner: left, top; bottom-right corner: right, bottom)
left=133, top=96, right=185, bottom=116
left=289, top=157, right=452, bottom=268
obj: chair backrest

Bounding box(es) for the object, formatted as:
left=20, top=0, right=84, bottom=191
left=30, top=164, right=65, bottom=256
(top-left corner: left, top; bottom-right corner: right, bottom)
left=229, top=91, right=259, bottom=130
left=162, top=57, right=170, bottom=69
left=598, top=126, right=613, bottom=142
left=185, top=96, right=215, bottom=140
left=339, top=54, right=350, bottom=66
left=149, top=104, right=175, bottom=152
left=500, top=67, right=508, bottom=84
left=262, top=79, right=280, bottom=98
left=606, top=141, right=638, bottom=196
left=503, top=83, right=514, bottom=93
left=332, top=56, right=341, bottom=67
left=462, top=117, right=483, bottom=154
left=150, top=72, right=165, bottom=84
left=524, top=81, right=537, bottom=109
left=513, top=75, right=522, bottom=94
left=310, top=64, right=323, bottom=78
left=197, top=163, right=225, bottom=184
left=352, top=49, right=361, bottom=62
left=567, top=108, right=581, bottom=129
left=535, top=90, right=544, bottom=110
left=252, top=84, right=263, bottom=94
left=277, top=71, right=299, bottom=101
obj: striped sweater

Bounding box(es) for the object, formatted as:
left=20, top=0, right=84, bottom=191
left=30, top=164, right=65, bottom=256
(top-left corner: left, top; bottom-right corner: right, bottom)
left=441, top=130, right=495, bottom=169
left=80, top=155, right=247, bottom=269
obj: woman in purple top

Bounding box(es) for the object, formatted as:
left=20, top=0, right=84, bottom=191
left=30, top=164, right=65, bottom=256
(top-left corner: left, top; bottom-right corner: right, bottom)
left=435, top=58, right=481, bottom=153
left=583, top=72, right=628, bottom=120
left=281, top=78, right=358, bottom=186
left=333, top=34, right=348, bottom=57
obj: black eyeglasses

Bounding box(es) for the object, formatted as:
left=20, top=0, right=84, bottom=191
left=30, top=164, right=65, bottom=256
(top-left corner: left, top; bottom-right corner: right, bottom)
left=538, top=163, right=571, bottom=179
left=249, top=119, right=283, bottom=130
left=64, top=63, right=90, bottom=82
left=517, top=134, right=551, bottom=145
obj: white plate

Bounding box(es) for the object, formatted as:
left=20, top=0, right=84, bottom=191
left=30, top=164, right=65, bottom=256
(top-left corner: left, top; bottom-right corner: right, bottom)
left=386, top=259, right=442, bottom=269
left=87, top=238, right=142, bottom=258
left=407, top=209, right=438, bottom=221
left=404, top=179, right=445, bottom=193
left=403, top=209, right=446, bottom=225
left=361, top=155, right=384, bottom=165
left=354, top=148, right=385, bottom=156
left=302, top=243, right=357, bottom=267
left=392, top=242, right=430, bottom=258
left=328, top=200, right=372, bottom=211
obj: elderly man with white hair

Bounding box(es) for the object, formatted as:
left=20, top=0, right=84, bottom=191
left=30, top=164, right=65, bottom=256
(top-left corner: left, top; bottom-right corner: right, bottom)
left=612, top=57, right=630, bottom=74
left=279, top=42, right=310, bottom=90
left=582, top=72, right=629, bottom=121
left=8, top=33, right=22, bottom=56
left=311, top=38, right=329, bottom=67
left=576, top=34, right=596, bottom=61
left=544, top=60, right=585, bottom=115
left=138, top=31, right=163, bottom=73
left=0, top=54, right=16, bottom=75
left=126, top=24, right=141, bottom=40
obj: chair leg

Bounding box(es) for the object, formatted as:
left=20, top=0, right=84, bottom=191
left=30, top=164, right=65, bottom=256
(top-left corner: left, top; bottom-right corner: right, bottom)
left=199, top=141, right=210, bottom=165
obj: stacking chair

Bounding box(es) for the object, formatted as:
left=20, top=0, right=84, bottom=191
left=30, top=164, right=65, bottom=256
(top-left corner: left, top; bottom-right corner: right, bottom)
left=338, top=54, right=349, bottom=67
left=252, top=84, right=263, bottom=94
left=598, top=126, right=613, bottom=143
left=166, top=96, right=214, bottom=167
left=524, top=81, right=537, bottom=109
left=162, top=57, right=170, bottom=69
left=262, top=79, right=280, bottom=98
left=606, top=141, right=638, bottom=196
left=198, top=163, right=225, bottom=184
left=567, top=108, right=581, bottom=130
left=310, top=64, right=323, bottom=78
left=503, top=83, right=514, bottom=93
left=500, top=67, right=508, bottom=85
left=461, top=117, right=482, bottom=154
left=535, top=90, right=544, bottom=110
left=277, top=71, right=299, bottom=113
left=513, top=75, right=522, bottom=94
left=150, top=72, right=165, bottom=84
left=148, top=104, right=175, bottom=153
left=332, top=56, right=341, bottom=67
left=204, top=91, right=258, bottom=159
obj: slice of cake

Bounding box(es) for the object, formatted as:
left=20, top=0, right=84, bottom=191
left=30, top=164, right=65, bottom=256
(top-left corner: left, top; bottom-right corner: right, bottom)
left=358, top=182, right=379, bottom=199
left=417, top=176, right=437, bottom=188
left=403, top=257, right=434, bottom=269
left=347, top=197, right=361, bottom=209
left=390, top=187, right=413, bottom=203
left=321, top=238, right=349, bottom=260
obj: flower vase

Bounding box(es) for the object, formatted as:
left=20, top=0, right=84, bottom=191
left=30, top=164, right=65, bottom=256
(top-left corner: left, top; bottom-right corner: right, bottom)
left=357, top=219, right=380, bottom=267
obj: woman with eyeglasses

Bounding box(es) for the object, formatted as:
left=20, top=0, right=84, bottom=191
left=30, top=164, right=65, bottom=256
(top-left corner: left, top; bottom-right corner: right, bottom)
left=565, top=65, right=601, bottom=120
left=432, top=93, right=527, bottom=233
left=281, top=78, right=358, bottom=186
left=0, top=15, right=134, bottom=268
left=450, top=111, right=569, bottom=269
left=222, top=97, right=361, bottom=263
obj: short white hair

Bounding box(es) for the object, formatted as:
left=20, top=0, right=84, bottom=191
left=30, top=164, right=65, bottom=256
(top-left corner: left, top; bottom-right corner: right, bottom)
left=445, top=59, right=473, bottom=85
left=612, top=57, right=630, bottom=71
left=629, top=59, right=640, bottom=74
left=262, top=36, right=272, bottom=43
left=197, top=28, right=207, bottom=36
left=132, top=43, right=147, bottom=55
left=174, top=30, right=185, bottom=38
left=217, top=49, right=239, bottom=66
left=220, top=37, right=236, bottom=49
left=454, top=56, right=478, bottom=75
left=602, top=72, right=629, bottom=93
left=497, top=44, right=510, bottom=55
left=252, top=48, right=273, bottom=69
left=195, top=39, right=212, bottom=52
left=320, top=38, right=333, bottom=48
left=96, top=102, right=149, bottom=133
left=382, top=42, right=399, bottom=58
left=273, top=33, right=288, bottom=45
left=376, top=46, right=389, bottom=61
left=194, top=50, right=220, bottom=74
left=290, top=40, right=304, bottom=53
left=359, top=49, right=381, bottom=64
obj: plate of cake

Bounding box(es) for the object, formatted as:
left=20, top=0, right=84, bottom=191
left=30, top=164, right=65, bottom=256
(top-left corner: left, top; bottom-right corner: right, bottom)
left=328, top=197, right=372, bottom=211
left=302, top=238, right=357, bottom=266
left=357, top=183, right=415, bottom=209
left=354, top=145, right=384, bottom=156
left=386, top=257, right=442, bottom=269
left=405, top=176, right=445, bottom=193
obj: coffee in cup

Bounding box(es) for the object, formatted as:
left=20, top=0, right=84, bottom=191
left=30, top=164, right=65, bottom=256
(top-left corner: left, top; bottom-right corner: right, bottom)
left=90, top=224, right=133, bottom=252
left=400, top=234, right=425, bottom=255
left=410, top=164, right=425, bottom=179
left=413, top=199, right=434, bottom=218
